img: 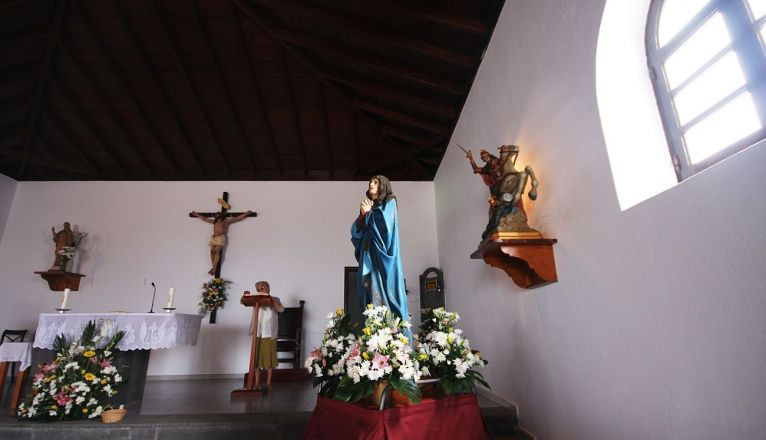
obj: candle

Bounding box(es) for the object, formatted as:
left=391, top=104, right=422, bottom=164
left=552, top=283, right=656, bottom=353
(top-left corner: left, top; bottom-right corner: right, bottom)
left=166, top=287, right=175, bottom=308
left=60, top=288, right=71, bottom=309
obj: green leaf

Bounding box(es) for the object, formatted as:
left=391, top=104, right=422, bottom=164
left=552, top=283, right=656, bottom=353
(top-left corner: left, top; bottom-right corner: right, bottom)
left=80, top=321, right=97, bottom=345
left=390, top=377, right=421, bottom=403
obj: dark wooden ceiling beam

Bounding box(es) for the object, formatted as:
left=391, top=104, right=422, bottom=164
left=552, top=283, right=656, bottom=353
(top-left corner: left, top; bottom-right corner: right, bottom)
left=273, top=27, right=465, bottom=96
left=0, top=62, right=38, bottom=83
left=150, top=0, right=230, bottom=176
left=0, top=97, right=32, bottom=117
left=30, top=133, right=98, bottom=176
left=246, top=0, right=473, bottom=69
left=376, top=0, right=488, bottom=36
left=47, top=75, right=127, bottom=177
left=17, top=0, right=66, bottom=179
left=57, top=41, right=154, bottom=176
left=0, top=27, right=51, bottom=49
left=362, top=136, right=444, bottom=175
left=354, top=99, right=450, bottom=136
left=319, top=71, right=457, bottom=118
left=0, top=128, right=25, bottom=145
left=382, top=126, right=430, bottom=145
left=352, top=112, right=359, bottom=177
left=229, top=1, right=283, bottom=175
left=41, top=108, right=101, bottom=176
left=0, top=145, right=93, bottom=176
left=275, top=45, right=308, bottom=177
left=319, top=85, right=334, bottom=179
left=190, top=0, right=255, bottom=175
left=0, top=0, right=33, bottom=14
left=234, top=0, right=408, bottom=171
left=112, top=0, right=206, bottom=175
left=69, top=0, right=180, bottom=175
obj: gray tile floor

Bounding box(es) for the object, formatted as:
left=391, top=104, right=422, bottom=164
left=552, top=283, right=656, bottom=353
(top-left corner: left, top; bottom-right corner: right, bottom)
left=140, top=377, right=501, bottom=415
left=140, top=378, right=320, bottom=414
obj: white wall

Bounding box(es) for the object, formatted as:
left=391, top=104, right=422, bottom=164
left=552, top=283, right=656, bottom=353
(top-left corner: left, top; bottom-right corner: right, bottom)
left=435, top=1, right=766, bottom=439
left=0, top=174, right=17, bottom=246
left=0, top=181, right=438, bottom=376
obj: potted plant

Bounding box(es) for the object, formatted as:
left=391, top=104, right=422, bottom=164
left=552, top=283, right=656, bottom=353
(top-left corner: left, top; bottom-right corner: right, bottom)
left=17, top=321, right=126, bottom=421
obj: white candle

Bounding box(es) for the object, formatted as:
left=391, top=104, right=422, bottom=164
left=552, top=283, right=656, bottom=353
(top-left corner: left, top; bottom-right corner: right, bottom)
left=166, top=287, right=175, bottom=308
left=60, top=288, right=71, bottom=309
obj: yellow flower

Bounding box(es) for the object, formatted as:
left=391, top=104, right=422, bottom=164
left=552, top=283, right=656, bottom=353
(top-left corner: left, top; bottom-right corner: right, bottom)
left=447, top=336, right=454, bottom=345
left=101, top=379, right=107, bottom=385
left=83, top=351, right=96, bottom=358
left=84, top=373, right=95, bottom=381
left=367, top=304, right=373, bottom=310
left=336, top=308, right=344, bottom=316
left=43, top=376, right=52, bottom=383
left=418, top=353, right=429, bottom=361
left=51, top=405, right=58, bottom=410
left=81, top=369, right=86, bottom=374
left=362, top=327, right=371, bottom=336
left=399, top=336, right=409, bottom=344
left=82, top=408, right=89, bottom=414
left=362, top=352, right=370, bottom=360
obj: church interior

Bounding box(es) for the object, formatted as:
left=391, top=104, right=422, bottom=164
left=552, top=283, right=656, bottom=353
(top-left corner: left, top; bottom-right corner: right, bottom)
left=1, top=0, right=765, bottom=439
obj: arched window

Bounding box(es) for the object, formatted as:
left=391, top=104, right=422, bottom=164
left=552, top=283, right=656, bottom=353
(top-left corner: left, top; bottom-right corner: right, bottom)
left=646, top=0, right=766, bottom=181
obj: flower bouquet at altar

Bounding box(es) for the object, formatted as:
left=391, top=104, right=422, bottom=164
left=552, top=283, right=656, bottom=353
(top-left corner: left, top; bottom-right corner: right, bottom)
left=305, top=305, right=423, bottom=405
left=17, top=320, right=126, bottom=421
left=198, top=277, right=231, bottom=315
left=415, top=307, right=489, bottom=395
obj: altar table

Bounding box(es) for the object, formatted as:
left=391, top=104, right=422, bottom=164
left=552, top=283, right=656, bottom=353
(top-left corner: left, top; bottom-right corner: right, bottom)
left=33, top=312, right=203, bottom=350
left=303, top=394, right=490, bottom=440
left=31, top=313, right=202, bottom=411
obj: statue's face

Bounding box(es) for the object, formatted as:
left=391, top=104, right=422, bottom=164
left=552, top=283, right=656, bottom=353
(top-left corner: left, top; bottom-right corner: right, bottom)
left=63, top=222, right=71, bottom=229
left=480, top=152, right=490, bottom=162
left=368, top=178, right=380, bottom=198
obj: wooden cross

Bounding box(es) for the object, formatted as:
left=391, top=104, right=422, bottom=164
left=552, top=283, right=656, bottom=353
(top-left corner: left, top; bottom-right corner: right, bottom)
left=189, top=191, right=257, bottom=323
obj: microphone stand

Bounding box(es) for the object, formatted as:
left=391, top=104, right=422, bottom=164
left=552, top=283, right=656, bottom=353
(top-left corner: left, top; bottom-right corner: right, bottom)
left=149, top=282, right=157, bottom=313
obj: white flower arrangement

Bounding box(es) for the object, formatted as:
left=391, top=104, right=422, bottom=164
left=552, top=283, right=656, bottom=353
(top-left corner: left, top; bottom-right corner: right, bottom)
left=415, top=307, right=489, bottom=394
left=305, top=305, right=423, bottom=403
left=17, top=321, right=126, bottom=421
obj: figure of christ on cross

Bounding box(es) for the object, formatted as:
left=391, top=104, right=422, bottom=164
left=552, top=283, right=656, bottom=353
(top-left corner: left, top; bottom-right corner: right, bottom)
left=189, top=193, right=257, bottom=276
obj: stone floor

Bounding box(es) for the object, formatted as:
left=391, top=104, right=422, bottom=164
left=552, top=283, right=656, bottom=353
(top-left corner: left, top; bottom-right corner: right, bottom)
left=1, top=376, right=530, bottom=439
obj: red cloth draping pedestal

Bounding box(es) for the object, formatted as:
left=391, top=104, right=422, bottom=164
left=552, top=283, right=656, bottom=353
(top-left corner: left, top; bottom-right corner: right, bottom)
left=303, top=393, right=490, bottom=440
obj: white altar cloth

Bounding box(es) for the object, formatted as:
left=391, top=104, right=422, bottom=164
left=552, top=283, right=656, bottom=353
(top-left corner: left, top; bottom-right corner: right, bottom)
left=33, top=313, right=203, bottom=351
left=0, top=342, right=32, bottom=371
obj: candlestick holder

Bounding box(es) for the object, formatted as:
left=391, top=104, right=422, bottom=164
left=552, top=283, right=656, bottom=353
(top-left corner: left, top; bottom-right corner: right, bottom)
left=55, top=308, right=71, bottom=314
left=162, top=307, right=176, bottom=313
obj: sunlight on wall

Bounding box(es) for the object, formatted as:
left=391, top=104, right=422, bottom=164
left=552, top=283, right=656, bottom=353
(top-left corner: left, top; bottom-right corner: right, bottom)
left=596, top=0, right=677, bottom=210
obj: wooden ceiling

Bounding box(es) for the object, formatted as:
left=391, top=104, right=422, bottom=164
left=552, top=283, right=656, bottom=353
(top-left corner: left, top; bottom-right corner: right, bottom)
left=0, top=0, right=505, bottom=181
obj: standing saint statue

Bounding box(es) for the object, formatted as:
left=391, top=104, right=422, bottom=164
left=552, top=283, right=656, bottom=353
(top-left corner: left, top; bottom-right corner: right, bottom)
left=191, top=210, right=252, bottom=275
left=50, top=222, right=75, bottom=270
left=350, top=176, right=409, bottom=334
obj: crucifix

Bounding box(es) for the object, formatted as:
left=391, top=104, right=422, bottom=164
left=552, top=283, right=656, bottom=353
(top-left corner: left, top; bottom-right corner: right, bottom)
left=189, top=191, right=257, bottom=323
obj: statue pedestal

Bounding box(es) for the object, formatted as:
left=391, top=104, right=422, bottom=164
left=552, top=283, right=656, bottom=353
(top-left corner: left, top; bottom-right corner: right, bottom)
left=470, top=235, right=557, bottom=289
left=34, top=270, right=85, bottom=291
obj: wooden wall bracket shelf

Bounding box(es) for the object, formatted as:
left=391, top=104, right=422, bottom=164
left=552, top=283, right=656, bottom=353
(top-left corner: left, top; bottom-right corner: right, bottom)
left=470, top=237, right=558, bottom=289
left=34, top=270, right=85, bottom=291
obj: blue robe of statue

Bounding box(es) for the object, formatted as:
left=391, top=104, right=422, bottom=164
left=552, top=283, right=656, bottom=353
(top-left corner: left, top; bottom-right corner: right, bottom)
left=350, top=199, right=409, bottom=325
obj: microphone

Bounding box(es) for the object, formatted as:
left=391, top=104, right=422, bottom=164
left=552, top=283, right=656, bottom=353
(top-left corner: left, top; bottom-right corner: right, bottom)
left=149, top=282, right=157, bottom=313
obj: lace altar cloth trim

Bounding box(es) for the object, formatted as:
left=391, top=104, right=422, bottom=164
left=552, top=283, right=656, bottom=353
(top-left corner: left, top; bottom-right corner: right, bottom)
left=33, top=313, right=203, bottom=351
left=0, top=342, right=32, bottom=371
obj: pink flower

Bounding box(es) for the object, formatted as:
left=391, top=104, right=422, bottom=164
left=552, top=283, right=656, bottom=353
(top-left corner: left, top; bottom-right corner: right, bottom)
left=371, top=353, right=389, bottom=370
left=33, top=373, right=44, bottom=382
left=100, top=359, right=112, bottom=368
left=55, top=391, right=72, bottom=406
left=41, top=363, right=57, bottom=373
left=347, top=343, right=361, bottom=361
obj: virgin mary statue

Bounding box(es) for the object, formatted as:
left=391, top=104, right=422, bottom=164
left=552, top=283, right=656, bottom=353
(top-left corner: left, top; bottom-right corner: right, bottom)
left=350, top=175, right=409, bottom=329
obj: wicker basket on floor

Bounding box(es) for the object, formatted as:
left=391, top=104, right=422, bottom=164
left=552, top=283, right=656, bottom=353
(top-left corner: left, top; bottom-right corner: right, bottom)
left=101, top=408, right=127, bottom=423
